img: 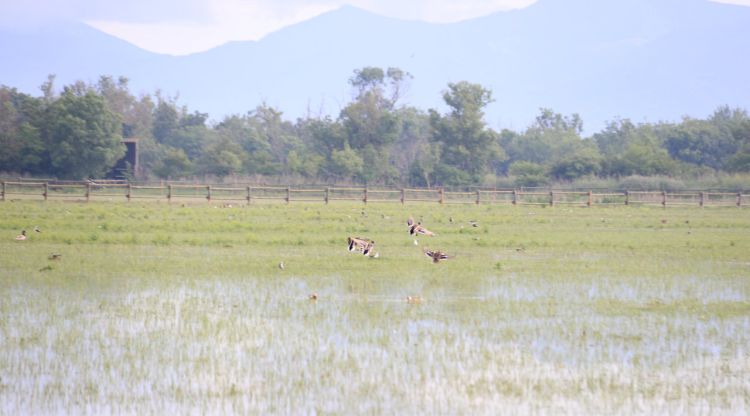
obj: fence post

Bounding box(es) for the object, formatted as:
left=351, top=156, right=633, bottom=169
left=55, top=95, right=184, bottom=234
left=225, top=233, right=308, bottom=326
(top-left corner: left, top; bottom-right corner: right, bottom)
left=206, top=186, right=211, bottom=202
left=587, top=190, right=592, bottom=207
left=325, top=187, right=329, bottom=204
left=476, top=190, right=481, bottom=205
left=549, top=191, right=554, bottom=207
left=625, top=191, right=629, bottom=205
left=439, top=188, right=444, bottom=204
left=246, top=186, right=252, bottom=205
left=127, top=184, right=132, bottom=202
left=661, top=191, right=667, bottom=208
left=512, top=189, right=517, bottom=205
left=286, top=187, right=290, bottom=204
left=699, top=191, right=704, bottom=207
left=737, top=192, right=742, bottom=208
left=1, top=181, right=4, bottom=201
left=168, top=185, right=172, bottom=203
left=44, top=183, right=49, bottom=201
left=363, top=187, right=368, bottom=204
left=86, top=182, right=91, bottom=202
left=401, top=188, right=405, bottom=204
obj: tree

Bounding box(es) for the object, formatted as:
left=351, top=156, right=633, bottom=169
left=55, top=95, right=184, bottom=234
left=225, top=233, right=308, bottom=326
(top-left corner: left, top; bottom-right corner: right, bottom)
left=215, top=109, right=286, bottom=175
left=428, top=81, right=503, bottom=185
left=508, top=161, right=549, bottom=187
left=594, top=120, right=679, bottom=176
left=393, top=107, right=431, bottom=184
left=152, top=148, right=192, bottom=179
left=327, top=146, right=363, bottom=181
left=408, top=141, right=441, bottom=187
left=197, top=137, right=243, bottom=178
left=42, top=86, right=124, bottom=178
left=504, top=108, right=584, bottom=166
left=661, top=117, right=737, bottom=170
left=0, top=87, right=45, bottom=174
left=152, top=96, right=179, bottom=143
left=348, top=66, right=411, bottom=108
left=339, top=67, right=412, bottom=184
left=350, top=67, right=385, bottom=98
left=549, top=147, right=602, bottom=180
left=726, top=151, right=750, bottom=172
left=164, top=125, right=213, bottom=160
left=287, top=150, right=324, bottom=177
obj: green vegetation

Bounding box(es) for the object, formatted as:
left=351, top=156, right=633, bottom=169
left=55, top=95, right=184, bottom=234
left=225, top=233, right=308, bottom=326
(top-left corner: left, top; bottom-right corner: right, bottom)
left=1, top=201, right=748, bottom=413
left=2, top=70, right=750, bottom=186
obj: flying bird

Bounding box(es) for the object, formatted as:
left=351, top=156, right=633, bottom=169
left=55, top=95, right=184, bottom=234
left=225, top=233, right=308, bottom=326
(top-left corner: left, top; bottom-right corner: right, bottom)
left=347, top=236, right=378, bottom=257
left=407, top=216, right=435, bottom=237
left=423, top=248, right=453, bottom=263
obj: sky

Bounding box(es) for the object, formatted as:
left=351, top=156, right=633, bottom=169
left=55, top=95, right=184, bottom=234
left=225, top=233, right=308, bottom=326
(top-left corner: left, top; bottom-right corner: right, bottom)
left=2, top=0, right=750, bottom=55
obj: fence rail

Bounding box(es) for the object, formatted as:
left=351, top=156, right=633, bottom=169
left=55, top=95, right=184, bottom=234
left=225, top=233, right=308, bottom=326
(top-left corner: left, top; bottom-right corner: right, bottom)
left=1, top=181, right=748, bottom=208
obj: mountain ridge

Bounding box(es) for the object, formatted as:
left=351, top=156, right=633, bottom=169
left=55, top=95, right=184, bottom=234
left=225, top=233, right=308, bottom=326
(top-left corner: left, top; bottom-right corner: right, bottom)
left=1, top=0, right=749, bottom=133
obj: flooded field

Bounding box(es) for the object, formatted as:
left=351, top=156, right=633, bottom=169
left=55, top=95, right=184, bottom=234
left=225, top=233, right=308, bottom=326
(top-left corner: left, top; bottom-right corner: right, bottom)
left=1, top=201, right=749, bottom=413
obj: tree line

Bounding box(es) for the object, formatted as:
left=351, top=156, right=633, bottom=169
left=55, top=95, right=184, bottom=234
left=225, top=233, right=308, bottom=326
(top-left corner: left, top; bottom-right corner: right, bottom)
left=1, top=68, right=749, bottom=187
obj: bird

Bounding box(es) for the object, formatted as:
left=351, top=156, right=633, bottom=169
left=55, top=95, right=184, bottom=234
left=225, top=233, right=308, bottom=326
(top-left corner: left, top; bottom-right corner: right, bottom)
left=423, top=248, right=453, bottom=263
left=469, top=220, right=479, bottom=228
left=406, top=296, right=423, bottom=304
left=347, top=236, right=377, bottom=257
left=15, top=230, right=27, bottom=241
left=48, top=253, right=62, bottom=260
left=309, top=293, right=318, bottom=301
left=407, top=216, right=435, bottom=237
left=278, top=261, right=285, bottom=270
left=34, top=226, right=41, bottom=233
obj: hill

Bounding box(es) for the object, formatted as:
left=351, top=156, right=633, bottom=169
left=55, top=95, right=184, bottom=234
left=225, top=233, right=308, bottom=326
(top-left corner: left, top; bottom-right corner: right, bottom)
left=1, top=0, right=749, bottom=133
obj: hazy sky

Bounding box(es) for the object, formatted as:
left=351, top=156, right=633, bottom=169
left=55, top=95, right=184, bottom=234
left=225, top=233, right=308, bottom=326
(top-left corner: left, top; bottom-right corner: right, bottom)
left=2, top=0, right=750, bottom=55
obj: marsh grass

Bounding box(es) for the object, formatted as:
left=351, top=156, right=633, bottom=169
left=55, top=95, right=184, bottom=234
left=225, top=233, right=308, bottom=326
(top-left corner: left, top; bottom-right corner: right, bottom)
left=1, top=201, right=749, bottom=413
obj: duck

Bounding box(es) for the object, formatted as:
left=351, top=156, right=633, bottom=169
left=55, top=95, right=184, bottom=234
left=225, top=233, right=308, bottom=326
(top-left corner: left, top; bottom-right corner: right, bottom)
left=15, top=230, right=27, bottom=241
left=406, top=296, right=423, bottom=304
left=347, top=236, right=377, bottom=257
left=423, top=248, right=453, bottom=263
left=407, top=216, right=435, bottom=237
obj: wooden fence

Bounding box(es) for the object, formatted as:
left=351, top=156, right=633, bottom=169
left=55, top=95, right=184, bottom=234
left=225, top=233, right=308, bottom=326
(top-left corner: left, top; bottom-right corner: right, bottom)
left=0, top=180, right=747, bottom=208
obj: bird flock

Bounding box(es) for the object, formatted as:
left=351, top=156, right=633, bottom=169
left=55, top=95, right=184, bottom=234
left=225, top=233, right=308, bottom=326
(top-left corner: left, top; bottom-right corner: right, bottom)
left=14, top=226, right=41, bottom=241
left=13, top=214, right=461, bottom=302
left=13, top=226, right=62, bottom=268
left=346, top=216, right=453, bottom=264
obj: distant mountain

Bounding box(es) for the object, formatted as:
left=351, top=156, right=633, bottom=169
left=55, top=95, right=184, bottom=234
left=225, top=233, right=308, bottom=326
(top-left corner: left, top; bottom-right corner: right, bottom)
left=1, top=0, right=749, bottom=133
